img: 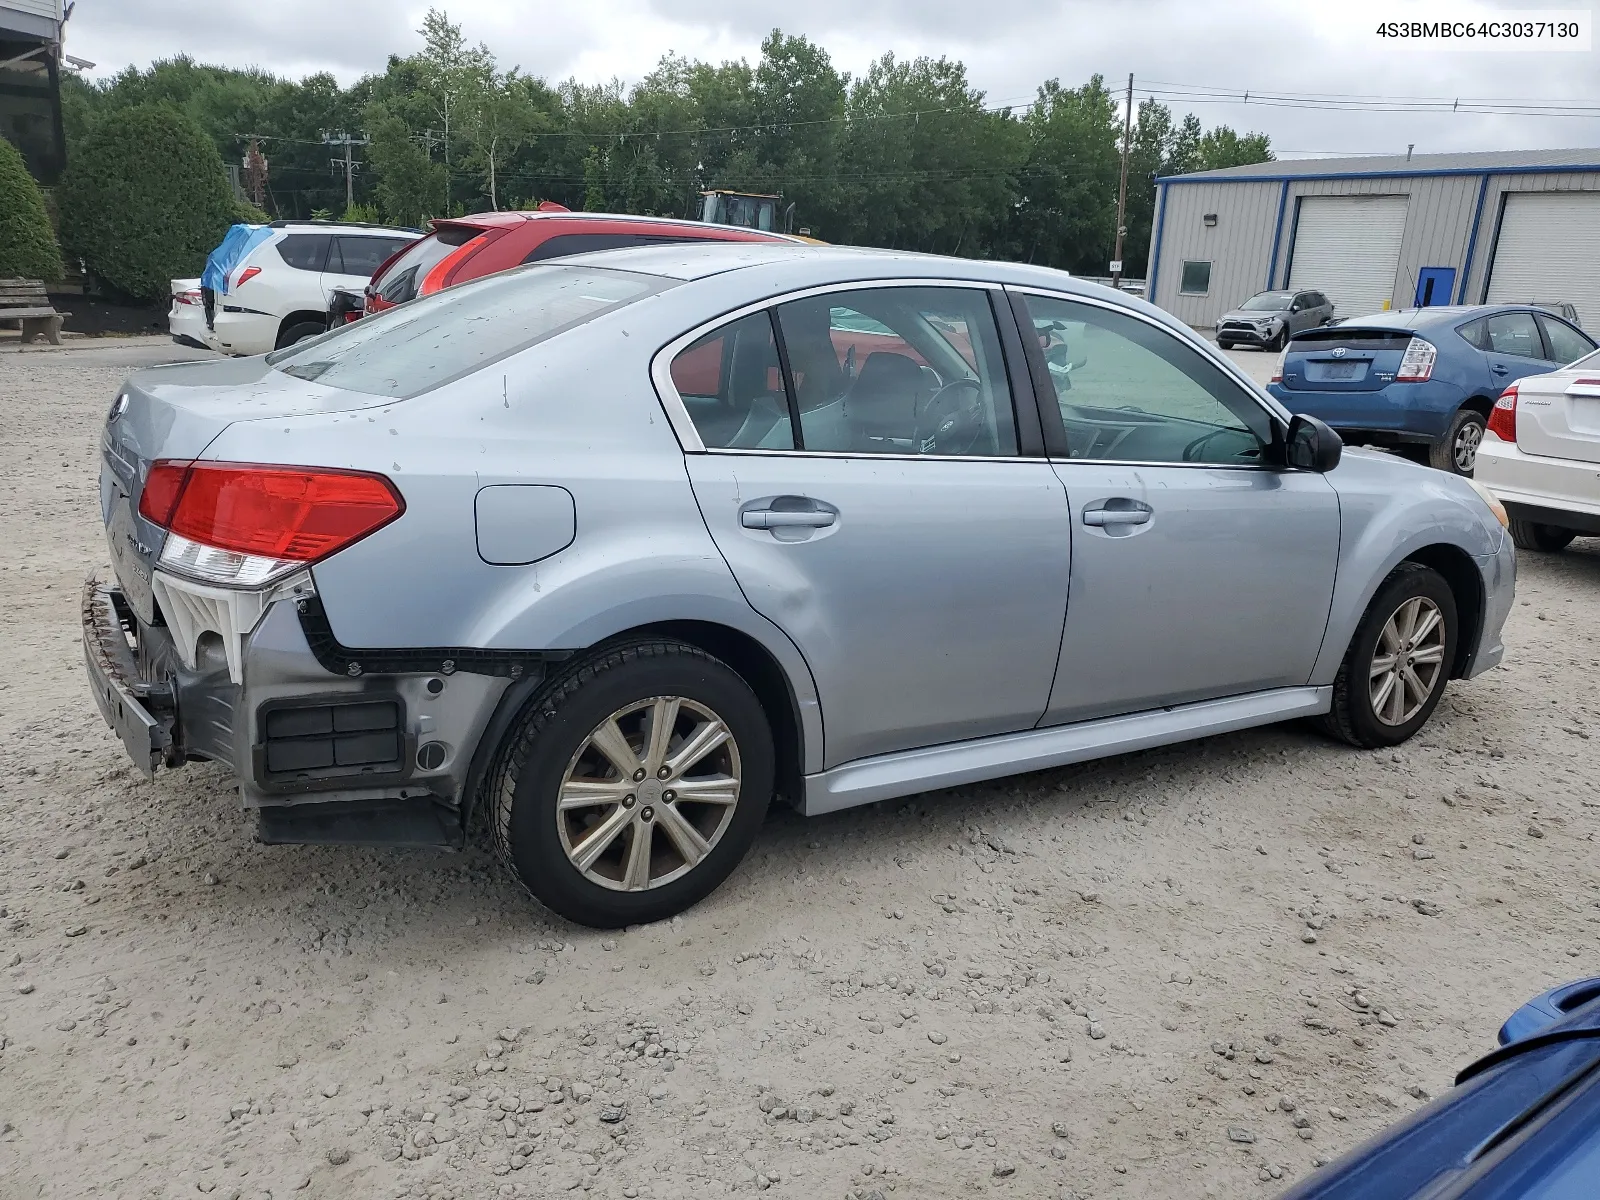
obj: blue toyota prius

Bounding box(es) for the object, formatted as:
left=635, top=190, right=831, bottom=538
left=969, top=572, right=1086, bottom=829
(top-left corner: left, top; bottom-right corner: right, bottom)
left=1266, top=305, right=1596, bottom=475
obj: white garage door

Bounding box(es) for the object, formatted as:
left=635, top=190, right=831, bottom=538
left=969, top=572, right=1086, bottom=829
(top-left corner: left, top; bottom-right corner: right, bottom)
left=1486, top=192, right=1600, bottom=332
left=1288, top=195, right=1410, bottom=321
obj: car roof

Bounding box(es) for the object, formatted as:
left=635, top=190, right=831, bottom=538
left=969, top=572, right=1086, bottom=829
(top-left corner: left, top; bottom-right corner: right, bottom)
left=1331, top=304, right=1548, bottom=332
left=271, top=222, right=421, bottom=237
left=432, top=211, right=806, bottom=241
left=550, top=240, right=1095, bottom=288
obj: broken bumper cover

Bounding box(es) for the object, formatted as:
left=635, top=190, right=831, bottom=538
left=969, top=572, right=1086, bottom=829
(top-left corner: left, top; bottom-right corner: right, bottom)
left=82, top=576, right=170, bottom=777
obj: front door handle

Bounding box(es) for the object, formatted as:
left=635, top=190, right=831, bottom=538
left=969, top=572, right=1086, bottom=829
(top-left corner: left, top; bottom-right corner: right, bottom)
left=741, top=508, right=836, bottom=529
left=1082, top=503, right=1152, bottom=527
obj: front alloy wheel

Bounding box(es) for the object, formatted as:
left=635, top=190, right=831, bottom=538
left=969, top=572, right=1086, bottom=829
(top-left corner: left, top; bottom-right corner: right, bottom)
left=1317, top=562, right=1457, bottom=748
left=1368, top=596, right=1447, bottom=727
left=557, top=696, right=742, bottom=892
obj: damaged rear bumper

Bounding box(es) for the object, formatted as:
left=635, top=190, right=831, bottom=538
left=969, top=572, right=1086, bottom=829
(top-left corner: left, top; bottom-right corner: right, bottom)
left=81, top=571, right=532, bottom=848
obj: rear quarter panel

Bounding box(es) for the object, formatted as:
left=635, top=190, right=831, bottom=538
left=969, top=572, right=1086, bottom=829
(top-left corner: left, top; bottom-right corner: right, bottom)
left=195, top=284, right=827, bottom=769
left=1311, top=449, right=1505, bottom=684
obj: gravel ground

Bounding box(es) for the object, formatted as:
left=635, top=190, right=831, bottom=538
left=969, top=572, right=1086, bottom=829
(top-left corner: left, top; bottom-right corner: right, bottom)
left=2, top=337, right=1598, bottom=1200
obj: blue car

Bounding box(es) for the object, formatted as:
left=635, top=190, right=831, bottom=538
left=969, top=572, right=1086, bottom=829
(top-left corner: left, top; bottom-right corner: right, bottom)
left=1281, top=977, right=1600, bottom=1199
left=1267, top=306, right=1597, bottom=475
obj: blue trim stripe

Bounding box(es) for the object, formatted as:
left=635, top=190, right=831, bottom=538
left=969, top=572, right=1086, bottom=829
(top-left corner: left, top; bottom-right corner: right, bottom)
left=1149, top=183, right=1168, bottom=301
left=1157, top=162, right=1600, bottom=185
left=1266, top=179, right=1289, bottom=289
left=1457, top=174, right=1492, bottom=305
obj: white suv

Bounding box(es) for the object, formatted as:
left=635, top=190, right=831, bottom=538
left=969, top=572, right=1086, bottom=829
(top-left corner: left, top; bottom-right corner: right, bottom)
left=169, top=222, right=420, bottom=356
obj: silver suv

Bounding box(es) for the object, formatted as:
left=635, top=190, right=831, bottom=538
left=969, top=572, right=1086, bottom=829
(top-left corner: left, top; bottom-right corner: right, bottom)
left=85, top=244, right=1515, bottom=927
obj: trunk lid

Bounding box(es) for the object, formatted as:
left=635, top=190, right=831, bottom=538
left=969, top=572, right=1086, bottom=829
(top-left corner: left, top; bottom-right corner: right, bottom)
left=101, top=356, right=400, bottom=622
left=1514, top=367, right=1600, bottom=464
left=1277, top=326, right=1419, bottom=393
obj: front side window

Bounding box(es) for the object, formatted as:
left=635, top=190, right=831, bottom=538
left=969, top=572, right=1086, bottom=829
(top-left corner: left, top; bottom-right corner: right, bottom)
left=268, top=265, right=661, bottom=399
left=775, top=287, right=1018, bottom=456
left=1180, top=260, right=1211, bottom=295
left=1486, top=311, right=1544, bottom=358
left=1539, top=315, right=1597, bottom=365
left=1022, top=294, right=1271, bottom=465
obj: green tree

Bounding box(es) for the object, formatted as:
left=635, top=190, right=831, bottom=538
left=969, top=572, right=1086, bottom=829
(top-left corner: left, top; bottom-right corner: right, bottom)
left=57, top=104, right=233, bottom=301
left=1198, top=126, right=1273, bottom=171
left=1005, top=75, right=1121, bottom=270
left=365, top=102, right=447, bottom=225
left=0, top=136, right=63, bottom=281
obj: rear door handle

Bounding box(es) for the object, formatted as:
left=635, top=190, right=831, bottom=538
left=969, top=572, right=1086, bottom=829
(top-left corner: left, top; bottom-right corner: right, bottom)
left=1082, top=503, right=1152, bottom=527
left=1491, top=364, right=1509, bottom=375
left=741, top=508, right=836, bottom=529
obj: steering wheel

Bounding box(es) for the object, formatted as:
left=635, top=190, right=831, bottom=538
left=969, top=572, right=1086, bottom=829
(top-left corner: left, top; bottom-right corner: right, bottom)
left=1181, top=426, right=1251, bottom=463
left=914, top=378, right=983, bottom=455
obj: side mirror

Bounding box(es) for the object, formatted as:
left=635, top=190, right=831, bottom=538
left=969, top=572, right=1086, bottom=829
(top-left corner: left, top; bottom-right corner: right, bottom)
left=1285, top=414, right=1342, bottom=472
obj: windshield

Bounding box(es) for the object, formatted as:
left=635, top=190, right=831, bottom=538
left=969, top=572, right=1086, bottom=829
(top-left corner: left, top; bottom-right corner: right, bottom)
left=267, top=265, right=664, bottom=399
left=1240, top=291, right=1293, bottom=311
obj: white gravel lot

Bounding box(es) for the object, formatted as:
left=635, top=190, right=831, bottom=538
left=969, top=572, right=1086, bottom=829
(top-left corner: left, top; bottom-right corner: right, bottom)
left=1, top=336, right=1598, bottom=1200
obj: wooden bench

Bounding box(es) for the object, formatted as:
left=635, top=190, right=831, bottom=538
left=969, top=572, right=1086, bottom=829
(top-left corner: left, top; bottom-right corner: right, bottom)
left=0, top=278, right=64, bottom=346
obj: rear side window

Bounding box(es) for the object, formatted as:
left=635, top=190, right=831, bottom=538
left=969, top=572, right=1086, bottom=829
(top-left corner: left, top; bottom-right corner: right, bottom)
left=1486, top=312, right=1543, bottom=358
left=669, top=313, right=786, bottom=449
left=1457, top=318, right=1490, bottom=351
left=276, top=234, right=331, bottom=272
left=370, top=227, right=480, bottom=305
left=332, top=236, right=415, bottom=278
left=523, top=232, right=696, bottom=263
left=267, top=266, right=663, bottom=399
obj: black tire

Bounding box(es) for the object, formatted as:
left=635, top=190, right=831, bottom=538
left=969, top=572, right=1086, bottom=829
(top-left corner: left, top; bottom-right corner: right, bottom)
left=1270, top=328, right=1287, bottom=352
left=489, top=639, right=773, bottom=928
left=1509, top=519, right=1576, bottom=553
left=1316, top=563, right=1458, bottom=749
left=275, top=320, right=326, bottom=350
left=1218, top=340, right=1234, bottom=351
left=1428, top=408, right=1486, bottom=475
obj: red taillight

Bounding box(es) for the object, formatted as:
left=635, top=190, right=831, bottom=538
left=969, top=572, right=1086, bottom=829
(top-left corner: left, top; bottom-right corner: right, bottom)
left=138, top=460, right=194, bottom=526
left=172, top=290, right=202, bottom=305
left=139, top=460, right=403, bottom=561
left=235, top=265, right=263, bottom=288
left=1395, top=337, right=1437, bottom=382
left=419, top=237, right=486, bottom=296
left=1487, top=383, right=1519, bottom=443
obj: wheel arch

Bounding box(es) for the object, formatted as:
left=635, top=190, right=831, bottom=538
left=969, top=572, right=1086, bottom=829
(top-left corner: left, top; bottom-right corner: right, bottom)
left=1459, top=394, right=1494, bottom=420
left=276, top=310, right=329, bottom=346
left=1403, top=542, right=1485, bottom=679
left=607, top=620, right=808, bottom=809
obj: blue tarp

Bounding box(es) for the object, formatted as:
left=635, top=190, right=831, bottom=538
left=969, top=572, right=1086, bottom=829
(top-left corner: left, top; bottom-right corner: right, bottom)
left=200, top=224, right=273, bottom=294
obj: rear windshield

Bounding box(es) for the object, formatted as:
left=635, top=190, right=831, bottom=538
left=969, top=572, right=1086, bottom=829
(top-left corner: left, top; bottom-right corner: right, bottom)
left=266, top=265, right=664, bottom=399
left=369, top=226, right=480, bottom=305
left=1290, top=328, right=1416, bottom=351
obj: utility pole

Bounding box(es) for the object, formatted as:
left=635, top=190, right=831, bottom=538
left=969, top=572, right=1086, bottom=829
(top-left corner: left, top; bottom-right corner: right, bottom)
left=1111, top=72, right=1134, bottom=288
left=323, top=131, right=370, bottom=213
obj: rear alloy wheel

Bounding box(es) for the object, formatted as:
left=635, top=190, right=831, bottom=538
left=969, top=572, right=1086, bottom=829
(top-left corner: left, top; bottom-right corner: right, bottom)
left=1429, top=408, right=1486, bottom=475
left=275, top=320, right=326, bottom=349
left=490, top=640, right=773, bottom=928
left=1509, top=519, right=1576, bottom=553
left=1317, top=563, right=1457, bottom=748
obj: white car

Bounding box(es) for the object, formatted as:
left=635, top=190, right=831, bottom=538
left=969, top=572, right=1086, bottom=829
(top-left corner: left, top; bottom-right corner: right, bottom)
left=168, top=222, right=419, bottom=356
left=1477, top=343, right=1600, bottom=551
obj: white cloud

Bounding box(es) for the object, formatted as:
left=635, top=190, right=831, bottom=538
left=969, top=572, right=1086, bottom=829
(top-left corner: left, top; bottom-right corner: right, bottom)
left=65, top=0, right=1600, bottom=155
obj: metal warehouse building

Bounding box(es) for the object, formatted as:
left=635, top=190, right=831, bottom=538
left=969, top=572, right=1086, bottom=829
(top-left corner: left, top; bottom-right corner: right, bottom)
left=1144, top=148, right=1600, bottom=332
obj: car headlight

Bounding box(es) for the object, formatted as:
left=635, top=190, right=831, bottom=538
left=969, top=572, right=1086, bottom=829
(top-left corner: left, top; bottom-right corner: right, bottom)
left=1466, top=478, right=1510, bottom=529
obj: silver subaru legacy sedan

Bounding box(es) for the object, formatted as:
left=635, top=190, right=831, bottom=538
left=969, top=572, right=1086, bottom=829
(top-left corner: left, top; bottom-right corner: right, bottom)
left=84, top=243, right=1515, bottom=928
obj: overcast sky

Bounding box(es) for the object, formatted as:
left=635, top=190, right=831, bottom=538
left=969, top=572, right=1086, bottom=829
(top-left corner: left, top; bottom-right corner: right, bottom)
left=65, top=0, right=1600, bottom=158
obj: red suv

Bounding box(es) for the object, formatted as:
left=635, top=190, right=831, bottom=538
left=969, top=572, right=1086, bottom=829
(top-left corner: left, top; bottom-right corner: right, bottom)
left=364, top=208, right=801, bottom=315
